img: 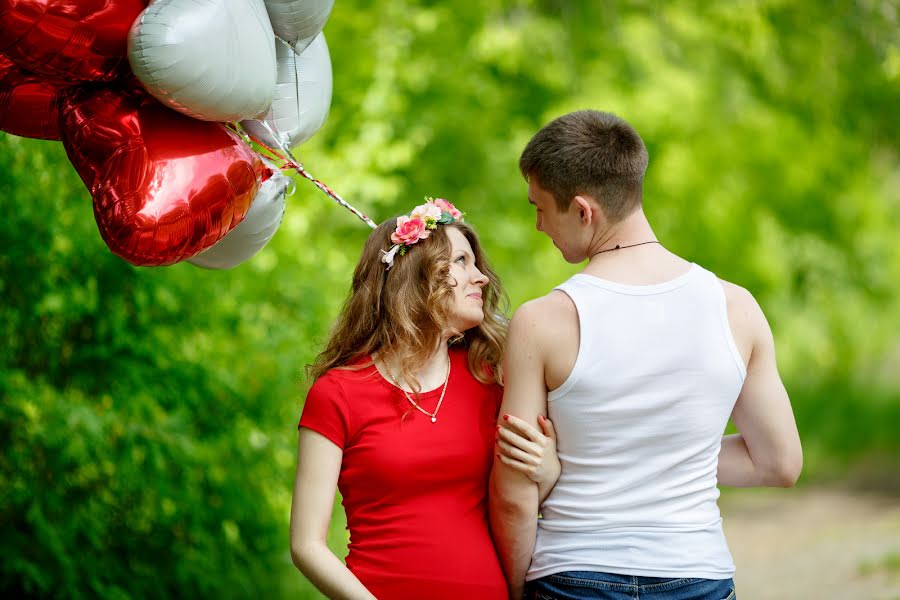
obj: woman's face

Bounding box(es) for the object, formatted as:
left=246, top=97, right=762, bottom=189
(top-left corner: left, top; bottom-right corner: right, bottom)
left=445, top=227, right=488, bottom=333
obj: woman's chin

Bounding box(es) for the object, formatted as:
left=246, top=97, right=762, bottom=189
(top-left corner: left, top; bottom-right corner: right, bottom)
left=449, top=314, right=484, bottom=334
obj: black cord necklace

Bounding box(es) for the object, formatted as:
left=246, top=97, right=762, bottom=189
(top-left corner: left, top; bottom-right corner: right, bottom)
left=595, top=240, right=660, bottom=255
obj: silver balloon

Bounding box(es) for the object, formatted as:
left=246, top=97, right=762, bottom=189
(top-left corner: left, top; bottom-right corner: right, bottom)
left=263, top=0, right=334, bottom=53
left=188, top=162, right=290, bottom=270
left=241, top=33, right=332, bottom=150
left=128, top=0, right=277, bottom=121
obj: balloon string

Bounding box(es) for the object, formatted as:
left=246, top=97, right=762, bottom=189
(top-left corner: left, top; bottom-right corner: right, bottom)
left=228, top=123, right=291, bottom=164
left=283, top=37, right=304, bottom=134
left=234, top=122, right=377, bottom=230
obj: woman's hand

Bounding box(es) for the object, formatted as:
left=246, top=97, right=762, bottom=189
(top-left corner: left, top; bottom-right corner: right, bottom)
left=496, top=414, right=560, bottom=503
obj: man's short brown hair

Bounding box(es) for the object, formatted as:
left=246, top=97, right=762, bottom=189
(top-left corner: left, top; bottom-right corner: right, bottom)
left=519, top=110, right=648, bottom=222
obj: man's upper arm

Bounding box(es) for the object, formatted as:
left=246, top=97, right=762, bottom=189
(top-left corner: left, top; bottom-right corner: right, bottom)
left=493, top=300, right=550, bottom=490
left=729, top=292, right=802, bottom=483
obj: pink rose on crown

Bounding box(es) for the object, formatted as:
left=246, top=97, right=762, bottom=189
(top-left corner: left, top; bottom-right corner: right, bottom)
left=410, top=201, right=443, bottom=225
left=391, top=216, right=431, bottom=246
left=433, top=198, right=463, bottom=220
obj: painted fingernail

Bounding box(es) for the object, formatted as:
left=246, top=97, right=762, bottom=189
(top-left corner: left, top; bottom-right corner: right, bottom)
left=503, top=414, right=509, bottom=420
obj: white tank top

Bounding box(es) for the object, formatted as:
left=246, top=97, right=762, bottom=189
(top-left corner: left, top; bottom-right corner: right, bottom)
left=528, top=263, right=746, bottom=581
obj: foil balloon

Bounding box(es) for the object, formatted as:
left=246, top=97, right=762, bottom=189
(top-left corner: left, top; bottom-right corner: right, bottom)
left=0, top=0, right=149, bottom=82
left=60, top=85, right=269, bottom=266
left=263, top=0, right=334, bottom=53
left=0, top=54, right=73, bottom=140
left=128, top=0, right=277, bottom=122
left=241, top=33, right=332, bottom=150
left=188, top=160, right=290, bottom=270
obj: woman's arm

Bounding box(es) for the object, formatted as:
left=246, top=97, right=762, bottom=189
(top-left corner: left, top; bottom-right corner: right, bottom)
left=290, top=428, right=377, bottom=600
left=496, top=414, right=560, bottom=504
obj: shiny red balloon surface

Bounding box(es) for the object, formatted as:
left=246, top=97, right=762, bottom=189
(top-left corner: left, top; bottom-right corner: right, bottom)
left=60, top=85, right=268, bottom=266
left=0, top=54, right=72, bottom=139
left=0, top=0, right=148, bottom=82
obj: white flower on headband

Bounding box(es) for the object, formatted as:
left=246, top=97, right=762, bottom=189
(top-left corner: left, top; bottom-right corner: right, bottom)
left=410, top=202, right=442, bottom=224
left=381, top=244, right=402, bottom=270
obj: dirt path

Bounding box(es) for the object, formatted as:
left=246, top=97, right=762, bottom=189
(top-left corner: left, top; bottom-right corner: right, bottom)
left=721, top=487, right=900, bottom=599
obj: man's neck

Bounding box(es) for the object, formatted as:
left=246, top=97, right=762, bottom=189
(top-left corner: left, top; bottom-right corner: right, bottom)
left=586, top=208, right=657, bottom=260
left=581, top=208, right=693, bottom=285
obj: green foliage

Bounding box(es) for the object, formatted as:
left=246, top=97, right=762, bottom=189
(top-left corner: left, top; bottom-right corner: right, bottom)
left=858, top=550, right=900, bottom=577
left=1, top=1, right=897, bottom=598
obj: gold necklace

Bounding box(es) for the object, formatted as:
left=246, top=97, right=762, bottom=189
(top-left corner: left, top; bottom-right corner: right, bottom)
left=387, top=354, right=451, bottom=423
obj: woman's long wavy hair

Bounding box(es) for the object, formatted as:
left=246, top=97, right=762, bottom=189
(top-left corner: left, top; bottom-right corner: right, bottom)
left=307, top=218, right=508, bottom=392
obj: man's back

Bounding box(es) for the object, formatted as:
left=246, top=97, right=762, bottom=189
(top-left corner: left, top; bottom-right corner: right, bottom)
left=528, top=259, right=745, bottom=580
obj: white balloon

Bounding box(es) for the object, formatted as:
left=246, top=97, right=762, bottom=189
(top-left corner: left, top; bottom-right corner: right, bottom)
left=188, top=162, right=290, bottom=270
left=128, top=0, right=277, bottom=121
left=241, top=33, right=332, bottom=150
left=263, top=0, right=334, bottom=53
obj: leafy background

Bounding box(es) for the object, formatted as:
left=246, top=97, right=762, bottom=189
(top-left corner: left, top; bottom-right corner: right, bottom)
left=1, top=0, right=897, bottom=598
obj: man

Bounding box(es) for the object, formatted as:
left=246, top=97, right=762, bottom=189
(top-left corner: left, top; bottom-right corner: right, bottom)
left=489, top=110, right=802, bottom=600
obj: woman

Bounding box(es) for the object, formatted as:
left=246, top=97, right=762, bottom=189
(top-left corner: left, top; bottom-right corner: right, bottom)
left=290, top=198, right=559, bottom=599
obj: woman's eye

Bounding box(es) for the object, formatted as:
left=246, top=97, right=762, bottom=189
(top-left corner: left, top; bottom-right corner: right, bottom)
left=454, top=256, right=466, bottom=264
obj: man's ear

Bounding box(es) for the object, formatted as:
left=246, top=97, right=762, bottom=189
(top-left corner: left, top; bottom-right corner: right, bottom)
left=573, top=195, right=594, bottom=225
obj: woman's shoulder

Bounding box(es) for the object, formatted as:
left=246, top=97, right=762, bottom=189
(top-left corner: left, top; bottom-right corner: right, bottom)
left=311, top=359, right=388, bottom=396
left=449, top=345, right=477, bottom=377
left=316, top=361, right=376, bottom=383
left=449, top=345, right=470, bottom=361
left=451, top=347, right=502, bottom=393
left=448, top=355, right=503, bottom=416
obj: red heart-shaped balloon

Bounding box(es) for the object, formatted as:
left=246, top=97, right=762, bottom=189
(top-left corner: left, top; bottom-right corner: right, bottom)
left=60, top=84, right=268, bottom=266
left=0, top=53, right=73, bottom=140
left=0, top=0, right=148, bottom=82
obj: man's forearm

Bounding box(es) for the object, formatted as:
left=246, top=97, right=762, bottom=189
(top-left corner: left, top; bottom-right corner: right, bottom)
left=718, top=434, right=764, bottom=486
left=489, top=471, right=539, bottom=599
left=719, top=433, right=801, bottom=487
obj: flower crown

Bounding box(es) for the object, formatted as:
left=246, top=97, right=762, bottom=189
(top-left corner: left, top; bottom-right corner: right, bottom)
left=381, top=197, right=465, bottom=270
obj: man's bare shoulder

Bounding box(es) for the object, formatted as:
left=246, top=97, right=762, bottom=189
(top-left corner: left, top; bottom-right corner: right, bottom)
left=718, top=278, right=772, bottom=360
left=508, top=291, right=578, bottom=374
left=510, top=291, right=576, bottom=334
left=719, top=278, right=753, bottom=306
left=719, top=279, right=766, bottom=323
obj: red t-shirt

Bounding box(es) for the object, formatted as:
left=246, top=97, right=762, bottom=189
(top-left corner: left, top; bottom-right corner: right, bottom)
left=298, top=347, right=507, bottom=599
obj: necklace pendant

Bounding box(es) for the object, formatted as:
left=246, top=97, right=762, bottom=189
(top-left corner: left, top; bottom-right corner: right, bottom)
left=431, top=416, right=437, bottom=423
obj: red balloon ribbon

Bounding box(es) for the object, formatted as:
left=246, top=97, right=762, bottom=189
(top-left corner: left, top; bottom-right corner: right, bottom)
left=60, top=84, right=269, bottom=266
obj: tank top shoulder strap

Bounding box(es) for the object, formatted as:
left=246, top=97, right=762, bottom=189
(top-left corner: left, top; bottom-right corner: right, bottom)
left=547, top=277, right=596, bottom=401
left=694, top=265, right=748, bottom=381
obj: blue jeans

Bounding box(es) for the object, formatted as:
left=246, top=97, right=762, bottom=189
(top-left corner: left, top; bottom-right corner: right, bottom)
left=528, top=571, right=736, bottom=600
